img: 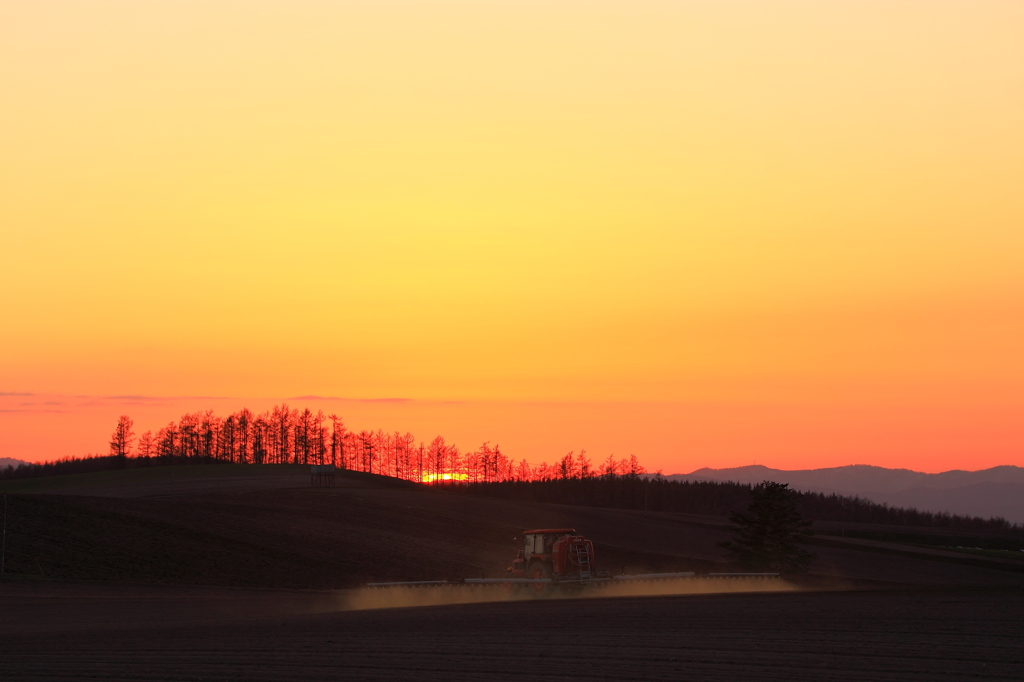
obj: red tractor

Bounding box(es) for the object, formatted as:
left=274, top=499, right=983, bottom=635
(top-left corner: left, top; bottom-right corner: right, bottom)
left=508, top=528, right=599, bottom=591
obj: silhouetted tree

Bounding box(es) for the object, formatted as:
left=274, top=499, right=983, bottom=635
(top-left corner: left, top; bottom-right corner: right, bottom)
left=136, top=431, right=154, bottom=459
left=558, top=452, right=575, bottom=479
left=576, top=449, right=592, bottom=478
left=109, top=415, right=135, bottom=466
left=252, top=417, right=267, bottom=464
left=360, top=431, right=375, bottom=473
left=236, top=408, right=252, bottom=463
left=156, top=422, right=177, bottom=464
left=719, top=481, right=815, bottom=573
left=328, top=414, right=344, bottom=467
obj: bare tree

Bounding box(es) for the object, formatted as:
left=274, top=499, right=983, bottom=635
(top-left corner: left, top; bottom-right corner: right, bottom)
left=252, top=417, right=267, bottom=464
left=109, top=415, right=135, bottom=465
left=220, top=414, right=236, bottom=462
left=136, top=431, right=154, bottom=459
left=358, top=431, right=374, bottom=473
left=558, top=452, right=575, bottom=480
left=237, top=408, right=252, bottom=464
left=576, top=449, right=592, bottom=478
left=428, top=436, right=447, bottom=483
left=329, top=414, right=344, bottom=467
left=199, top=410, right=218, bottom=459
left=403, top=432, right=416, bottom=480
left=156, top=423, right=177, bottom=463
left=272, top=404, right=291, bottom=464
left=314, top=411, right=327, bottom=465
left=417, top=442, right=425, bottom=482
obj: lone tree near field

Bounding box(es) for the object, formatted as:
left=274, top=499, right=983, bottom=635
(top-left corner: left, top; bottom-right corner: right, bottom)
left=719, top=481, right=815, bottom=573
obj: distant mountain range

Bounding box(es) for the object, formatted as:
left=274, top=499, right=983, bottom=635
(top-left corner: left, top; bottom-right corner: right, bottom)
left=665, top=465, right=1024, bottom=524
left=0, top=458, right=29, bottom=470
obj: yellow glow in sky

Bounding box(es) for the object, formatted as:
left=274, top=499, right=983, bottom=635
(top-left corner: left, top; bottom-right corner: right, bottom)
left=2, top=1, right=1022, bottom=469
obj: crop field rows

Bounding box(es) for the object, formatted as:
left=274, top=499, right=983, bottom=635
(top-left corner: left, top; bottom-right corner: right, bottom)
left=2, top=587, right=1021, bottom=681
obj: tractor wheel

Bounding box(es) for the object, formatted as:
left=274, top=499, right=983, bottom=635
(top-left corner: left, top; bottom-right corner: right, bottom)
left=528, top=562, right=553, bottom=596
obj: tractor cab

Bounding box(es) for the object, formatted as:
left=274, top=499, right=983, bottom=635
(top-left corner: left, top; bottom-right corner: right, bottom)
left=509, top=528, right=596, bottom=585
left=523, top=528, right=575, bottom=563
left=510, top=529, right=575, bottom=579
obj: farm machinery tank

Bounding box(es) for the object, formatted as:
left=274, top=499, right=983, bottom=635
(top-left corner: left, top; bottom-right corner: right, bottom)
left=509, top=529, right=602, bottom=588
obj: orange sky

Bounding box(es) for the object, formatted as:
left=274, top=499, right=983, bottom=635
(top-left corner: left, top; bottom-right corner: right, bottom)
left=2, top=2, right=1022, bottom=472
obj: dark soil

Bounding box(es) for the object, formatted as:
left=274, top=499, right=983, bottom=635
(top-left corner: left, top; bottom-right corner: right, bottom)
left=1, top=583, right=1021, bottom=681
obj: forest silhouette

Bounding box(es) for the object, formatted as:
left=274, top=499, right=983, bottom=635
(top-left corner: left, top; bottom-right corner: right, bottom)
left=1, top=408, right=1019, bottom=536
left=112, top=409, right=640, bottom=483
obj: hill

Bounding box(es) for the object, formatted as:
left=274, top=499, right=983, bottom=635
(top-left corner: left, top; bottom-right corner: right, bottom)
left=0, top=464, right=1020, bottom=590
left=669, top=464, right=1024, bottom=523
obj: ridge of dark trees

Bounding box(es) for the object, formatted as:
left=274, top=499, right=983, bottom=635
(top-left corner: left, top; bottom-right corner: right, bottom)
left=3, top=412, right=1020, bottom=539
left=457, top=475, right=1024, bottom=536
left=0, top=450, right=149, bottom=477
left=0, top=409, right=642, bottom=485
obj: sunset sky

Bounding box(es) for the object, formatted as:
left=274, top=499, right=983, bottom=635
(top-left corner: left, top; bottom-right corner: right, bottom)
left=2, top=1, right=1022, bottom=473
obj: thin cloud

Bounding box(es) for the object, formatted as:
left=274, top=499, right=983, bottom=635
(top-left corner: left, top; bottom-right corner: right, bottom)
left=288, top=395, right=412, bottom=403
left=102, top=394, right=227, bottom=404
left=0, top=408, right=69, bottom=414
left=0, top=392, right=34, bottom=397
left=103, top=395, right=183, bottom=402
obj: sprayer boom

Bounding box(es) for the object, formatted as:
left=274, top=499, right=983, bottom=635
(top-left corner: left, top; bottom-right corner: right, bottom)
left=366, top=527, right=779, bottom=592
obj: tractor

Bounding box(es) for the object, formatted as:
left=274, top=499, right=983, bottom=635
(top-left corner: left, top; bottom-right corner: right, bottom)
left=366, top=526, right=778, bottom=593
left=508, top=528, right=603, bottom=592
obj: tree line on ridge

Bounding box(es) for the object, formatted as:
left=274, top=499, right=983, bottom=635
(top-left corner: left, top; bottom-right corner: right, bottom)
left=6, top=409, right=646, bottom=485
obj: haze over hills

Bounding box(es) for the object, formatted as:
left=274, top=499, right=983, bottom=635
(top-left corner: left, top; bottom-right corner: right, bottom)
left=0, top=458, right=29, bottom=469
left=667, top=465, right=1024, bottom=524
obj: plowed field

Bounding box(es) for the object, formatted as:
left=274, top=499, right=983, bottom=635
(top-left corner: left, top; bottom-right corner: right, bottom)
left=1, top=582, right=1021, bottom=681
